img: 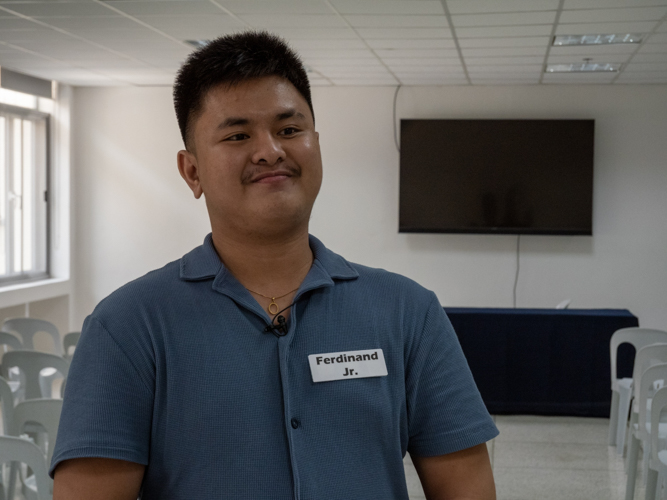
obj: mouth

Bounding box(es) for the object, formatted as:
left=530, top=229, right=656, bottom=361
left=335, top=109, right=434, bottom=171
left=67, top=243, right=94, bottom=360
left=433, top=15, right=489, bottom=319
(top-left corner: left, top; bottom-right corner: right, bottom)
left=247, top=168, right=299, bottom=184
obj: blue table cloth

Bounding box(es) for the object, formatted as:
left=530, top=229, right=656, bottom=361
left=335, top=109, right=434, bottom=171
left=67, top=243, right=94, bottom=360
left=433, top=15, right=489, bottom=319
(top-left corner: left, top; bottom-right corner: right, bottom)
left=444, top=308, right=639, bottom=417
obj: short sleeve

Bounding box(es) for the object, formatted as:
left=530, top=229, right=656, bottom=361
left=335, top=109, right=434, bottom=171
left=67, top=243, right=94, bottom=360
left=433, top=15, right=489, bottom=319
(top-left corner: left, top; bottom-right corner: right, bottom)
left=49, top=315, right=154, bottom=477
left=405, top=294, right=498, bottom=457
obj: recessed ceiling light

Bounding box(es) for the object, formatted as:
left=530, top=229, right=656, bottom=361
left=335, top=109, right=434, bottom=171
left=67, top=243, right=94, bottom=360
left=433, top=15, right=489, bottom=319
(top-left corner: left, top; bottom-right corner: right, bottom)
left=553, top=34, right=643, bottom=46
left=546, top=63, right=622, bottom=73
left=185, top=40, right=210, bottom=48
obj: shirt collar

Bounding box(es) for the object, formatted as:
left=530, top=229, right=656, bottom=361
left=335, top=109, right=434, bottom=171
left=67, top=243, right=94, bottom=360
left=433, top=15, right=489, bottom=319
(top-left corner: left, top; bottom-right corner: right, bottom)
left=180, top=233, right=359, bottom=286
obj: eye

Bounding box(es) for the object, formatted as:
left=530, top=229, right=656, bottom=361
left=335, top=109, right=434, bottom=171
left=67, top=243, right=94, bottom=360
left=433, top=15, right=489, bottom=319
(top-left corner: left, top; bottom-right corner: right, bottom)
left=224, top=133, right=249, bottom=142
left=280, top=127, right=300, bottom=136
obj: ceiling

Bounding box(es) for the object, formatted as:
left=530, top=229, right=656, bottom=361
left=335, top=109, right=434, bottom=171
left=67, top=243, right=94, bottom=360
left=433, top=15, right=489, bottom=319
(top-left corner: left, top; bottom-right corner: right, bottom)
left=0, top=0, right=666, bottom=87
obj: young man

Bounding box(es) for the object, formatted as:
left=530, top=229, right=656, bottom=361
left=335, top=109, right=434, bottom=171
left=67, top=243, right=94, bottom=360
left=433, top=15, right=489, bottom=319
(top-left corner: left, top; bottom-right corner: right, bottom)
left=51, top=32, right=498, bottom=499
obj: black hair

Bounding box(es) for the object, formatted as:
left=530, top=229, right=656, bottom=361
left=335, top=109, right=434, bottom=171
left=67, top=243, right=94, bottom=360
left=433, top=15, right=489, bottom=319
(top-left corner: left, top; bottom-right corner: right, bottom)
left=173, top=31, right=313, bottom=150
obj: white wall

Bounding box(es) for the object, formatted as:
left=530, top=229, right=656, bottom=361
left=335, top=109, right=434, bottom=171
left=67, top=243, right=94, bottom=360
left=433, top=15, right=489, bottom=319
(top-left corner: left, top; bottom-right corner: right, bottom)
left=71, top=84, right=667, bottom=330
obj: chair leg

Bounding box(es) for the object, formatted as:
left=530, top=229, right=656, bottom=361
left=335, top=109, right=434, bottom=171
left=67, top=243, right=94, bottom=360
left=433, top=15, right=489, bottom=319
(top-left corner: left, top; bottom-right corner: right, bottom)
left=647, top=468, right=659, bottom=500
left=611, top=390, right=620, bottom=446
left=627, top=434, right=640, bottom=500
left=618, top=388, right=634, bottom=455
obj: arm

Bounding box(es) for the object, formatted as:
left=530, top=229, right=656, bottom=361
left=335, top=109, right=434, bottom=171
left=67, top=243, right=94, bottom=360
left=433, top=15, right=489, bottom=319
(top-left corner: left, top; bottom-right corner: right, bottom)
left=53, top=458, right=145, bottom=500
left=412, top=443, right=495, bottom=500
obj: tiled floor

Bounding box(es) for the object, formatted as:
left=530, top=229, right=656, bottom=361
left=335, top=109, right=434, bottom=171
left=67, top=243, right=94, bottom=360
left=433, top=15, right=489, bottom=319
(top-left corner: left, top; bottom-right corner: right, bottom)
left=404, top=415, right=647, bottom=500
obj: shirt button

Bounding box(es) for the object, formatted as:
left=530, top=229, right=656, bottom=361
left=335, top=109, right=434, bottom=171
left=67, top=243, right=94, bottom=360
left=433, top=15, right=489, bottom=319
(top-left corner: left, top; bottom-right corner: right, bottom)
left=291, top=418, right=300, bottom=429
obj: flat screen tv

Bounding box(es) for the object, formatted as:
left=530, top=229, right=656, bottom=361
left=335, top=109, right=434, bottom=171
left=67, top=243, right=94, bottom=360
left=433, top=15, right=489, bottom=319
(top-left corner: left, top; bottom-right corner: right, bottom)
left=399, top=119, right=594, bottom=235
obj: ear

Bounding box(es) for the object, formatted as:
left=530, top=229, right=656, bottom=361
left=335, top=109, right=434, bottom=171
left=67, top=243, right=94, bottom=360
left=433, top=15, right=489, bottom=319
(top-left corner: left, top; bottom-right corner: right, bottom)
left=177, top=149, right=203, bottom=199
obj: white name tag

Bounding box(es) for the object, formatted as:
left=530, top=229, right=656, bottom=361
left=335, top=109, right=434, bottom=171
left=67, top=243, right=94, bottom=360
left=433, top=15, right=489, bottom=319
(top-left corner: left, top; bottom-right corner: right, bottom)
left=308, top=349, right=388, bottom=383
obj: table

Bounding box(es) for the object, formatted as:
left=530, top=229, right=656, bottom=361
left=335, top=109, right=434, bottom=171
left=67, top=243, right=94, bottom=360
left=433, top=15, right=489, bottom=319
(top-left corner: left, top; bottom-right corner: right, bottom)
left=444, top=307, right=639, bottom=417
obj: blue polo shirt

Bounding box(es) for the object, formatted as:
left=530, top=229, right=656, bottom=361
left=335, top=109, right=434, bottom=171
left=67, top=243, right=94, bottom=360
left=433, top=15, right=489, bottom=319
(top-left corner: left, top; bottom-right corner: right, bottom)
left=51, top=234, right=498, bottom=499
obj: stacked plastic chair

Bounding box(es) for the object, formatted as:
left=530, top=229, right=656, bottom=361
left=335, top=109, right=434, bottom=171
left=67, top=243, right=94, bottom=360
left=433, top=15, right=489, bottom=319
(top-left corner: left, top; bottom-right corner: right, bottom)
left=609, top=328, right=667, bottom=455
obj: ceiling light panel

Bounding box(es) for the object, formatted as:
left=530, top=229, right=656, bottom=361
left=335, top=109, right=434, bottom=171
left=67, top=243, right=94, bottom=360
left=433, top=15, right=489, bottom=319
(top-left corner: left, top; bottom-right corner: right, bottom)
left=446, top=0, right=560, bottom=14
left=556, top=22, right=660, bottom=35
left=451, top=11, right=557, bottom=27
left=343, top=15, right=449, bottom=28
left=553, top=34, right=644, bottom=45
left=542, top=73, right=618, bottom=84
left=550, top=45, right=639, bottom=56
left=546, top=62, right=621, bottom=72
left=547, top=54, right=632, bottom=64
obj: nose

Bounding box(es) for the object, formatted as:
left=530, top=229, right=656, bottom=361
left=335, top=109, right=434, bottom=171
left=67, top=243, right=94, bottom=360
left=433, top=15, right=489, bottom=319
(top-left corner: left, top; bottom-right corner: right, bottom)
left=251, top=131, right=285, bottom=165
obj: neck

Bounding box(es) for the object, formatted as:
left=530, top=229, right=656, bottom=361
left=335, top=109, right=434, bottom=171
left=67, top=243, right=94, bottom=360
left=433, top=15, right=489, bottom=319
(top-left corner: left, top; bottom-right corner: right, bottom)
left=210, top=229, right=313, bottom=296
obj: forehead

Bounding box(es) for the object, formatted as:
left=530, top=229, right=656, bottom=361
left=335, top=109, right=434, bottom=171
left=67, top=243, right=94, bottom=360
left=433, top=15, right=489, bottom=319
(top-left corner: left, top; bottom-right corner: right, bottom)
left=199, top=76, right=311, bottom=121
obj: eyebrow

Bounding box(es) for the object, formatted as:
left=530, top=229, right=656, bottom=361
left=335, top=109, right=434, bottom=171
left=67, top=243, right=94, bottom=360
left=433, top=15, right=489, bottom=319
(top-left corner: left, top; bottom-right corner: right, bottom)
left=217, top=109, right=307, bottom=130
left=276, top=109, right=307, bottom=122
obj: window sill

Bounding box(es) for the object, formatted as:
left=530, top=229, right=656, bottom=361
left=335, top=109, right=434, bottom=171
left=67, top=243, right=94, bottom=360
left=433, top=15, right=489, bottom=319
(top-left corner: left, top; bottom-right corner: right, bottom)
left=0, top=277, right=70, bottom=309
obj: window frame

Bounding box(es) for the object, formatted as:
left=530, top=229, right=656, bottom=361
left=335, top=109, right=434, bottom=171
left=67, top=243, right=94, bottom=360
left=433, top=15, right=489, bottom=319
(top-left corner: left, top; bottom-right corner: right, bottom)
left=0, top=103, right=50, bottom=286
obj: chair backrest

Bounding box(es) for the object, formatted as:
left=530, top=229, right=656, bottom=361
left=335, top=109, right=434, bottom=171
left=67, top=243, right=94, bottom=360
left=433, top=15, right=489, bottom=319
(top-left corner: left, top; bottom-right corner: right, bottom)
left=637, top=362, right=667, bottom=440
left=0, top=330, right=22, bottom=352
left=0, top=375, right=14, bottom=434
left=2, top=318, right=62, bottom=356
left=633, top=343, right=667, bottom=401
left=13, top=398, right=63, bottom=466
left=610, top=328, right=667, bottom=386
left=0, top=351, right=69, bottom=400
left=0, top=435, right=51, bottom=500
left=62, top=332, right=81, bottom=360
left=650, top=386, right=667, bottom=471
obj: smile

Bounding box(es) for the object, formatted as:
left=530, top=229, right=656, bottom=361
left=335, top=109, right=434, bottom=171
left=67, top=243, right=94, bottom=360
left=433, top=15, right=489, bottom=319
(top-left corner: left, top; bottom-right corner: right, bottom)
left=251, top=170, right=294, bottom=183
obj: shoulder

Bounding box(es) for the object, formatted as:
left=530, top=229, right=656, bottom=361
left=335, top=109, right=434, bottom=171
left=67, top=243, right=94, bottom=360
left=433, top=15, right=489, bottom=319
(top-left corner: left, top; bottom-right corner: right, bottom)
left=90, top=258, right=184, bottom=328
left=346, top=261, right=436, bottom=304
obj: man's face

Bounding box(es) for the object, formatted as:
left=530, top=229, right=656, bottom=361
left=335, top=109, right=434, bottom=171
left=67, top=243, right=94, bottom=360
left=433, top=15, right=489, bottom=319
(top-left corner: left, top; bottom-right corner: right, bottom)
left=178, top=75, right=322, bottom=239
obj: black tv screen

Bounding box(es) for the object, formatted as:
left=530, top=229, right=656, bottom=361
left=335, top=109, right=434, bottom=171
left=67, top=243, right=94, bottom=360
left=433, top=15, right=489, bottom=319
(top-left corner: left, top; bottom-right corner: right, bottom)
left=399, top=119, right=594, bottom=235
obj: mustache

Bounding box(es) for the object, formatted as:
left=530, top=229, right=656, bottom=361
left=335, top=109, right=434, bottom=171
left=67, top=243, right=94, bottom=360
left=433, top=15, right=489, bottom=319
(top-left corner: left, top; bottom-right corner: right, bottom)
left=241, top=164, right=301, bottom=184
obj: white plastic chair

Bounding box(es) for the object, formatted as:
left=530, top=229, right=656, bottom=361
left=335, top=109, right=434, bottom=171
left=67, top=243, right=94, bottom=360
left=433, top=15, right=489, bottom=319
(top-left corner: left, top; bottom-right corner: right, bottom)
left=0, top=351, right=69, bottom=401
left=62, top=332, right=80, bottom=361
left=0, top=331, right=22, bottom=353
left=0, top=436, right=51, bottom=500
left=647, top=386, right=667, bottom=500
left=0, top=376, right=14, bottom=435
left=622, top=343, right=667, bottom=473
left=609, top=328, right=667, bottom=453
left=1, top=319, right=62, bottom=356
left=625, top=363, right=667, bottom=500
left=0, top=333, right=22, bottom=401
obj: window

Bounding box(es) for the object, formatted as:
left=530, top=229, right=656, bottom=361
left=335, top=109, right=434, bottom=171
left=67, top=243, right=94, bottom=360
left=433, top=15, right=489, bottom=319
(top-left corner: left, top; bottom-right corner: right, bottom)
left=0, top=104, right=49, bottom=284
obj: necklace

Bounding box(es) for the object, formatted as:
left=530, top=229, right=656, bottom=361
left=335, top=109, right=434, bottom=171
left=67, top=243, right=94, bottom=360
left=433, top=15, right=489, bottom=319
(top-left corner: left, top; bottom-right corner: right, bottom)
left=246, top=286, right=299, bottom=315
